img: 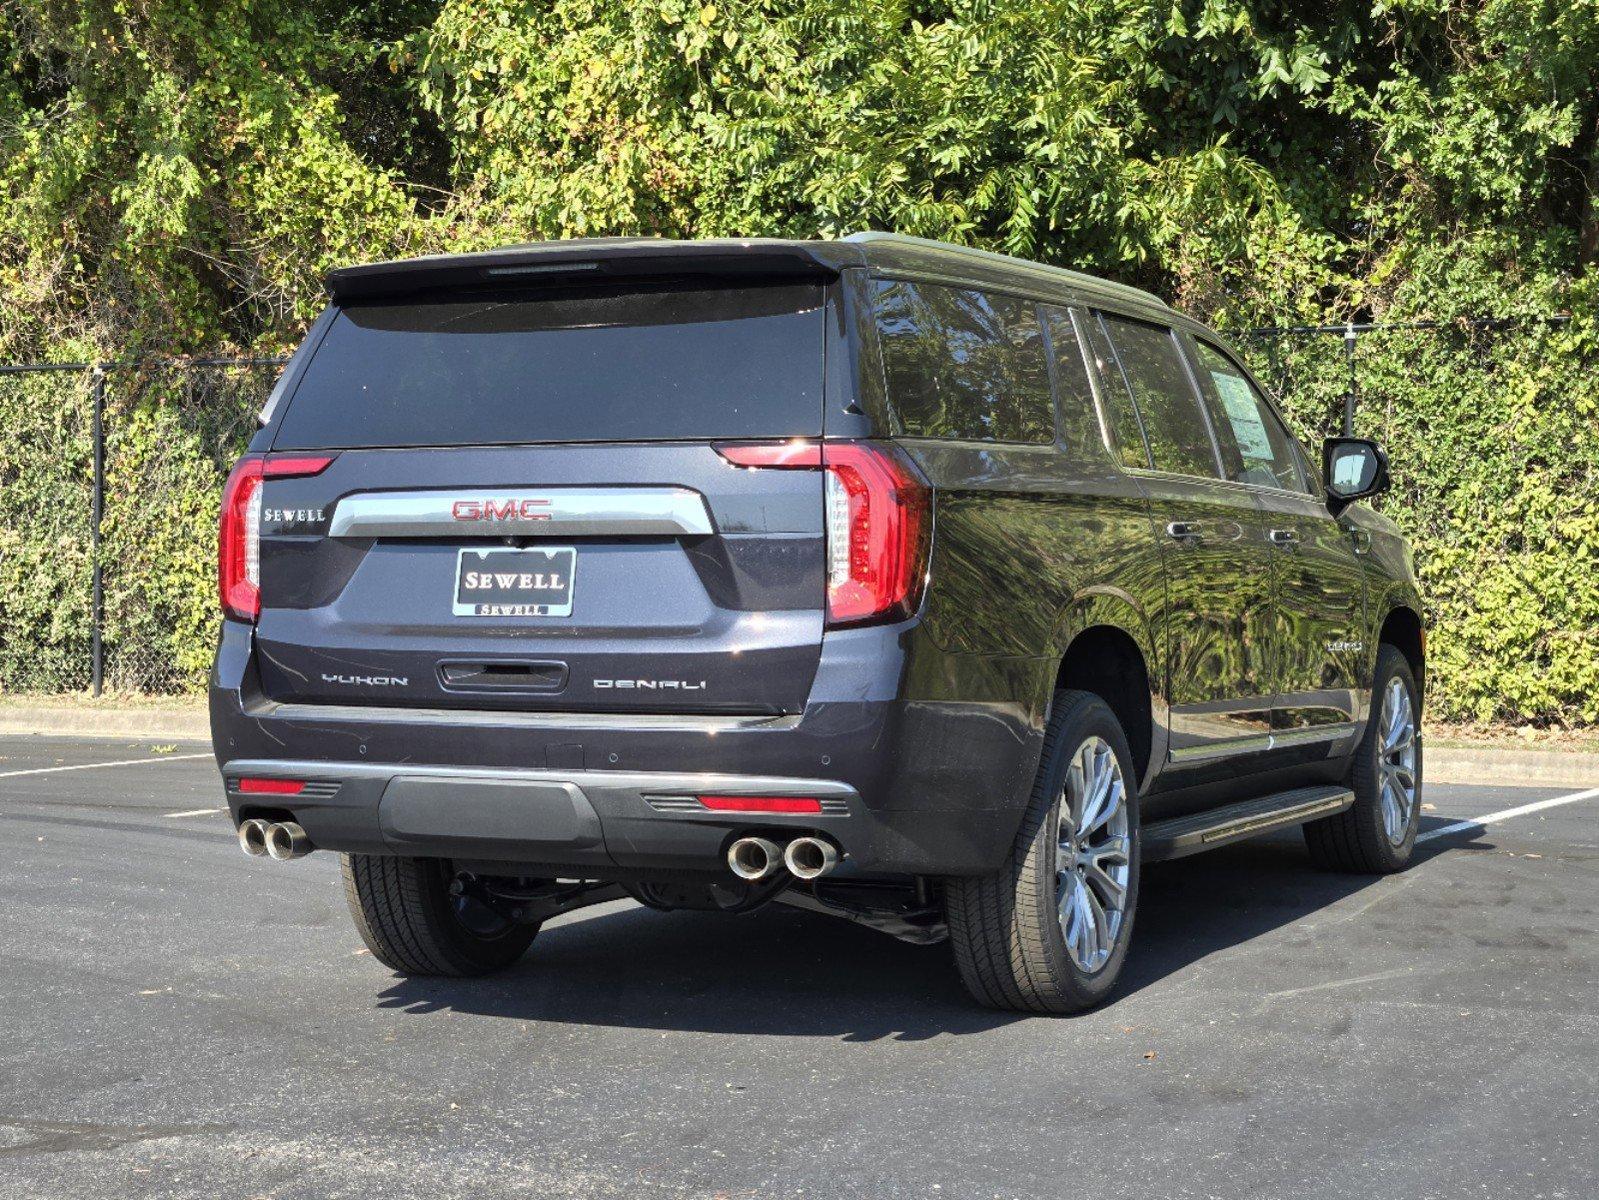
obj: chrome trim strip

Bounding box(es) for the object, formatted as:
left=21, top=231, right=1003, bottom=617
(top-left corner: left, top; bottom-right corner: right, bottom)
left=223, top=758, right=856, bottom=803
left=1167, top=722, right=1358, bottom=763
left=326, top=487, right=715, bottom=539
left=1168, top=734, right=1273, bottom=763
left=1269, top=721, right=1359, bottom=748
left=254, top=700, right=798, bottom=733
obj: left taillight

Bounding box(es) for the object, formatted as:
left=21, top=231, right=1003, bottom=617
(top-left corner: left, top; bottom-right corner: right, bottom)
left=218, top=454, right=333, bottom=623
left=715, top=439, right=931, bottom=627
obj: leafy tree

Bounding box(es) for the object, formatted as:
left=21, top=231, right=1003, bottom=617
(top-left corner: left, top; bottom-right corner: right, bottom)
left=2, top=0, right=1597, bottom=720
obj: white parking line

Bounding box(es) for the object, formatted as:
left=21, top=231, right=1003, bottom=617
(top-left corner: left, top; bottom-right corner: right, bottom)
left=165, top=807, right=224, bottom=819
left=1417, top=785, right=1599, bottom=844
left=0, top=752, right=212, bottom=779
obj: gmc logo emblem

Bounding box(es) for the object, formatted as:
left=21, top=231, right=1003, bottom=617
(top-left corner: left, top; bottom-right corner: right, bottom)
left=452, top=498, right=552, bottom=521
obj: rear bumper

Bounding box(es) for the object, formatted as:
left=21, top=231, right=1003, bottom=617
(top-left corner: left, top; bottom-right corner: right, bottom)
left=222, top=759, right=870, bottom=872
left=210, top=622, right=1045, bottom=877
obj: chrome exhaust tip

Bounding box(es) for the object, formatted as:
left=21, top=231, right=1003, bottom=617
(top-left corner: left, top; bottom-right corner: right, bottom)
left=727, top=836, right=784, bottom=881
left=264, top=821, right=313, bottom=861
left=237, top=818, right=271, bottom=858
left=784, top=836, right=840, bottom=880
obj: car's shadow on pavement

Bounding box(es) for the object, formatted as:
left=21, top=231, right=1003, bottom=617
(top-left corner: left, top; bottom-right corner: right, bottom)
left=375, top=829, right=1439, bottom=1038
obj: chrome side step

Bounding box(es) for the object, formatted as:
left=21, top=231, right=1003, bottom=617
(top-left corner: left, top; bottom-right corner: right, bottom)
left=1143, top=785, right=1354, bottom=862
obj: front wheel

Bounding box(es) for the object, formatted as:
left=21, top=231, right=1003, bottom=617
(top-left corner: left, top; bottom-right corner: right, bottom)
left=945, top=690, right=1141, bottom=1014
left=1304, top=644, right=1422, bottom=873
left=341, top=854, right=538, bottom=976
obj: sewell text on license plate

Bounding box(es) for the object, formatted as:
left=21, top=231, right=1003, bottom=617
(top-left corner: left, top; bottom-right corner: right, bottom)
left=454, top=547, right=577, bottom=617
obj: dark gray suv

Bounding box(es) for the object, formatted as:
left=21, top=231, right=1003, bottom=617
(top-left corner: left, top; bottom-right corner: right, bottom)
left=212, top=233, right=1424, bottom=1012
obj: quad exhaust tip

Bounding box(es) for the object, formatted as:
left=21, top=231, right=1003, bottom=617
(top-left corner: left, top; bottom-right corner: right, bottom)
left=238, top=818, right=313, bottom=861
left=237, top=818, right=271, bottom=858
left=265, top=820, right=313, bottom=861
left=784, top=836, right=840, bottom=881
left=727, top=836, right=784, bottom=881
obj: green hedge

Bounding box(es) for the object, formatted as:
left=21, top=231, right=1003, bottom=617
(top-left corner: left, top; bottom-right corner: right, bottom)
left=4, top=323, right=1596, bottom=725
left=3, top=2, right=1598, bottom=722
left=0, top=365, right=267, bottom=694
left=1253, top=319, right=1599, bottom=725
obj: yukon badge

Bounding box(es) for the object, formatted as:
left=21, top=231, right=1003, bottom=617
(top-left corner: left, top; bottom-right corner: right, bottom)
left=321, top=673, right=410, bottom=688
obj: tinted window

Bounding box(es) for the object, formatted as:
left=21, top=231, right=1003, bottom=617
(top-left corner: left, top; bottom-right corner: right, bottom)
left=1099, top=315, right=1219, bottom=478
left=1041, top=307, right=1109, bottom=462
left=1191, top=340, right=1306, bottom=492
left=873, top=280, right=1054, bottom=443
left=1081, top=314, right=1149, bottom=468
left=274, top=282, right=824, bottom=449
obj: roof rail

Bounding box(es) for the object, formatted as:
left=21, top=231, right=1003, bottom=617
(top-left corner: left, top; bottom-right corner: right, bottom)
left=841, top=231, right=1170, bottom=311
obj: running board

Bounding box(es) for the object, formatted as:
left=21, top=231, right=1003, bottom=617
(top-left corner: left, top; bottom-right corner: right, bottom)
left=1143, top=785, right=1354, bottom=862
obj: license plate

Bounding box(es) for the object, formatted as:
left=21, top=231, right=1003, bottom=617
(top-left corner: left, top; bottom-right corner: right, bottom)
left=454, top=547, right=576, bottom=617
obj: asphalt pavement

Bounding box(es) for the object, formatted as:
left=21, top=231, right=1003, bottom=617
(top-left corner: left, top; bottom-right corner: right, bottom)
left=1, top=734, right=1595, bottom=1200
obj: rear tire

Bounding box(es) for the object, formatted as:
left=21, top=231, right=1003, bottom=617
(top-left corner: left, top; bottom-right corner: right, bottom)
left=342, top=854, right=537, bottom=976
left=1304, top=645, right=1422, bottom=873
left=945, top=690, right=1141, bottom=1014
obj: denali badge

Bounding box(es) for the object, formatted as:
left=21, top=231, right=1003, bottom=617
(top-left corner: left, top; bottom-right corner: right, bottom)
left=1325, top=640, right=1364, bottom=654
left=593, top=679, right=707, bottom=691
left=321, top=673, right=409, bottom=687
left=453, top=498, right=552, bottom=522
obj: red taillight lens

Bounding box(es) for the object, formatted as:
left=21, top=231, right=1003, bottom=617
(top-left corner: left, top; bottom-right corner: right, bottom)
left=715, top=440, right=931, bottom=627
left=237, top=777, right=306, bottom=795
left=218, top=454, right=334, bottom=623
left=697, top=795, right=824, bottom=814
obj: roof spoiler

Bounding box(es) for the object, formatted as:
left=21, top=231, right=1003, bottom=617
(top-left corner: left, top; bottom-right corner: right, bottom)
left=324, top=238, right=861, bottom=303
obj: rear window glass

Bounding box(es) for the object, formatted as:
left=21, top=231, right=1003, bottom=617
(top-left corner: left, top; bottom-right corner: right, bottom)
left=872, top=279, right=1054, bottom=444
left=273, top=282, right=824, bottom=449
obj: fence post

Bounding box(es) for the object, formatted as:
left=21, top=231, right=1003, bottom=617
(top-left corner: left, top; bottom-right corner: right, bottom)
left=1342, top=322, right=1358, bottom=436
left=90, top=365, right=105, bottom=697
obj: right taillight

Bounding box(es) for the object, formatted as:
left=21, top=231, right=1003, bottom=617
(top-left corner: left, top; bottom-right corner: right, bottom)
left=218, top=454, right=333, bottom=623
left=715, top=440, right=931, bottom=627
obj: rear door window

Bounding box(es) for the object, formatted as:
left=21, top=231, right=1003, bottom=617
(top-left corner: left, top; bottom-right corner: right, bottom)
left=872, top=279, right=1054, bottom=444
left=1189, top=339, right=1307, bottom=492
left=1080, top=313, right=1150, bottom=468
left=1041, top=306, right=1111, bottom=463
left=1096, top=315, right=1221, bottom=479
left=272, top=281, right=825, bottom=449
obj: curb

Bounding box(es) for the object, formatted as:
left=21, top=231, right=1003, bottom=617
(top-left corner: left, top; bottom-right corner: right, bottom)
left=1425, top=745, right=1599, bottom=789
left=0, top=704, right=210, bottom=743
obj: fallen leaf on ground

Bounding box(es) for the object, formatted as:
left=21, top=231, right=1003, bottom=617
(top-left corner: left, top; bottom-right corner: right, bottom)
left=1421, top=802, right=1437, bottom=812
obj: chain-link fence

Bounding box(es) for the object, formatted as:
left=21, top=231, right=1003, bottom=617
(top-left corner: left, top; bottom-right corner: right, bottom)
left=0, top=358, right=282, bottom=696
left=3, top=314, right=1593, bottom=725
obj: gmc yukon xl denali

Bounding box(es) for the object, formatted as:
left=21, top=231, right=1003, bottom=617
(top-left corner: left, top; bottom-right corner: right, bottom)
left=212, top=233, right=1425, bottom=1012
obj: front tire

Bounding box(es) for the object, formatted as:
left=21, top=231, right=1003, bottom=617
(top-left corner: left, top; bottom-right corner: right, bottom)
left=1304, top=644, right=1422, bottom=873
left=342, top=854, right=538, bottom=976
left=945, top=690, right=1141, bottom=1014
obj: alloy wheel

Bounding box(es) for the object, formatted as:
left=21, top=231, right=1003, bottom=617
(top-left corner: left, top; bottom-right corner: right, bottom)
left=1378, top=678, right=1418, bottom=845
left=1056, top=736, right=1131, bottom=973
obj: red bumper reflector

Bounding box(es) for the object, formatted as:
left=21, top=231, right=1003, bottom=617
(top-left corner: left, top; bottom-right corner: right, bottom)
left=697, top=795, right=823, bottom=814
left=238, top=778, right=306, bottom=795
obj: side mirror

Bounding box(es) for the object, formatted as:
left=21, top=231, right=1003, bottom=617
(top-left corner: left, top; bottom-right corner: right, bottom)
left=1322, top=437, right=1389, bottom=513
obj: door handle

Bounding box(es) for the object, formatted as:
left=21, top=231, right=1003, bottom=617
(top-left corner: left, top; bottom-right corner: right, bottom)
left=1166, top=521, right=1203, bottom=543
left=1268, top=528, right=1300, bottom=548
